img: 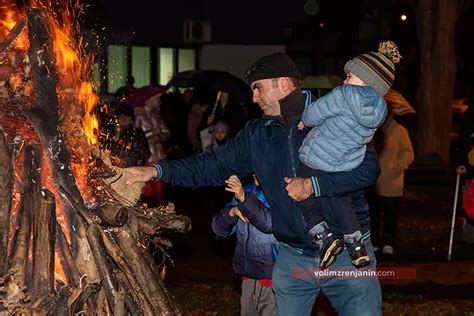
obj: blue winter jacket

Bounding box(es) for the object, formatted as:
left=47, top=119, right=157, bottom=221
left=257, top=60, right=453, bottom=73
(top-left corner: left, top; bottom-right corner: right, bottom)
left=154, top=88, right=380, bottom=255
left=212, top=183, right=277, bottom=279
left=299, top=85, right=387, bottom=172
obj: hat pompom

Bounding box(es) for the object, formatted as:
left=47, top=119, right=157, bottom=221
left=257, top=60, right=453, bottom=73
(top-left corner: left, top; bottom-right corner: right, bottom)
left=378, top=41, right=401, bottom=64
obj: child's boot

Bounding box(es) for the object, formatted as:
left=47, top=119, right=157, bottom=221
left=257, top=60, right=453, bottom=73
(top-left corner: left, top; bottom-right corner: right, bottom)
left=344, top=232, right=370, bottom=268
left=309, top=222, right=343, bottom=269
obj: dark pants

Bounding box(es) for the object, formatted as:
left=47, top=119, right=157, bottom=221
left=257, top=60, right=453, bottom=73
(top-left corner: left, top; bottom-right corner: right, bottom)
left=298, top=164, right=361, bottom=236
left=369, top=196, right=401, bottom=247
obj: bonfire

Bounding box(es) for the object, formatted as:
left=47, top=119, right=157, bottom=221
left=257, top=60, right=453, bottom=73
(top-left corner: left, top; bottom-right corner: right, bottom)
left=0, top=1, right=190, bottom=315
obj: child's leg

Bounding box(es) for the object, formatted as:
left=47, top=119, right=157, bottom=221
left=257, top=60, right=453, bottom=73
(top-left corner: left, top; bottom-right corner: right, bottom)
left=328, top=195, right=362, bottom=241
left=297, top=163, right=343, bottom=269
left=296, top=163, right=326, bottom=232
left=328, top=196, right=370, bottom=268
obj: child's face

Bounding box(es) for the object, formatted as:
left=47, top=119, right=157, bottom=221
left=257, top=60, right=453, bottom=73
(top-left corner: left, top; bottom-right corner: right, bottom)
left=215, top=128, right=228, bottom=141
left=344, top=72, right=367, bottom=87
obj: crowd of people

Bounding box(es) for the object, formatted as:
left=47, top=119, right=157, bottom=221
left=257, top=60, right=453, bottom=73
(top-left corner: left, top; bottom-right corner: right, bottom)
left=94, top=42, right=473, bottom=315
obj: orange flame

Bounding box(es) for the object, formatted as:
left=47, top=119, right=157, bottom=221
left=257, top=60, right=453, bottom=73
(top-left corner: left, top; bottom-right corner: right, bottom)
left=78, top=82, right=100, bottom=145
left=2, top=0, right=101, bottom=283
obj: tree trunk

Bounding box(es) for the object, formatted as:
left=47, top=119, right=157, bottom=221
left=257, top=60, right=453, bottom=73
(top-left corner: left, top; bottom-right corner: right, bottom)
left=417, top=0, right=460, bottom=163
left=31, top=188, right=56, bottom=299
left=0, top=129, right=12, bottom=275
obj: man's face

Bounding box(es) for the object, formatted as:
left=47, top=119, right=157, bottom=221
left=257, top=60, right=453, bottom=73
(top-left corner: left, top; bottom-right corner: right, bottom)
left=251, top=78, right=286, bottom=116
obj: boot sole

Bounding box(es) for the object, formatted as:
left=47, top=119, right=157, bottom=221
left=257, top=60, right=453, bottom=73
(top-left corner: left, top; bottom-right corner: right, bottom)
left=352, top=256, right=370, bottom=268
left=320, top=239, right=343, bottom=269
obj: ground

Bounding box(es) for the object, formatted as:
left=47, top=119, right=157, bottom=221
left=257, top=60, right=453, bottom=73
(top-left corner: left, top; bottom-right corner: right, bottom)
left=160, top=171, right=474, bottom=315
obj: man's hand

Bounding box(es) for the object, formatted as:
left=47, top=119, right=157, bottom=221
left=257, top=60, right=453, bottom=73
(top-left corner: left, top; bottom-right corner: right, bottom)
left=284, top=177, right=314, bottom=201
left=457, top=165, right=467, bottom=175
left=229, top=206, right=249, bottom=223
left=125, top=166, right=158, bottom=185
left=225, top=175, right=245, bottom=202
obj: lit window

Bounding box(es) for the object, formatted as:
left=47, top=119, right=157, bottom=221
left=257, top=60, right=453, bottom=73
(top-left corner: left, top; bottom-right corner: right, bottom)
left=107, top=45, right=127, bottom=94
left=178, top=49, right=196, bottom=72
left=132, top=46, right=151, bottom=88
left=159, top=48, right=174, bottom=85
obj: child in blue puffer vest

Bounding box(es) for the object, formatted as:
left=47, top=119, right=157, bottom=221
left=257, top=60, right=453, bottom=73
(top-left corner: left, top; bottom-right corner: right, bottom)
left=297, top=41, right=400, bottom=269
left=212, top=175, right=277, bottom=316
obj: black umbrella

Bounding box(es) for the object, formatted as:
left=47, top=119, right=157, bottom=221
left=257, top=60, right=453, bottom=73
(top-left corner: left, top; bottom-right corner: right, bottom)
left=166, top=70, right=252, bottom=101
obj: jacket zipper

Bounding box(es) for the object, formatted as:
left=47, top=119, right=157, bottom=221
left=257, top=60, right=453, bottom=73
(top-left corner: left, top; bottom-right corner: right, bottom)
left=287, top=125, right=297, bottom=177
left=243, top=222, right=250, bottom=276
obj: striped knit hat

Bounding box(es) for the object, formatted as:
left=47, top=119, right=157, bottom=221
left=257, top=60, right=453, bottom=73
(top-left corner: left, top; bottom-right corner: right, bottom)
left=344, top=41, right=401, bottom=95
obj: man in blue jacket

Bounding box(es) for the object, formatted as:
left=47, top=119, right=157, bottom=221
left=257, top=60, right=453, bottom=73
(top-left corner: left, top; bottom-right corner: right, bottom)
left=126, top=52, right=382, bottom=316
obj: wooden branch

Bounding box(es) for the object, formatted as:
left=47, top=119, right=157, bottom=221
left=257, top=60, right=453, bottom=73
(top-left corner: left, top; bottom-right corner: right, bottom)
left=44, top=286, right=71, bottom=315
left=137, top=215, right=191, bottom=236
left=116, top=275, right=144, bottom=316
left=86, top=223, right=119, bottom=311
left=56, top=224, right=81, bottom=287
left=95, top=204, right=128, bottom=227
left=0, top=129, right=13, bottom=275
left=9, top=145, right=42, bottom=286
left=115, top=224, right=182, bottom=315
left=71, top=283, right=101, bottom=314
left=26, top=7, right=86, bottom=235
left=101, top=229, right=153, bottom=316
left=31, top=188, right=56, bottom=298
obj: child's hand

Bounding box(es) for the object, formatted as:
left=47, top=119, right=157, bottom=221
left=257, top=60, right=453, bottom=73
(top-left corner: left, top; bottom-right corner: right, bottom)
left=225, top=175, right=245, bottom=202
left=297, top=121, right=305, bottom=130
left=229, top=206, right=249, bottom=223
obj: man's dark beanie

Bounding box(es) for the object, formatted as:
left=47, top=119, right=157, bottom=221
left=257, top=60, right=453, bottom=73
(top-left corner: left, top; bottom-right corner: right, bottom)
left=245, top=52, right=302, bottom=85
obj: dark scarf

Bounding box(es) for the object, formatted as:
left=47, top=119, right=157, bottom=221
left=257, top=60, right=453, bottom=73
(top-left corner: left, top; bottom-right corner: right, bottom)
left=263, top=88, right=305, bottom=129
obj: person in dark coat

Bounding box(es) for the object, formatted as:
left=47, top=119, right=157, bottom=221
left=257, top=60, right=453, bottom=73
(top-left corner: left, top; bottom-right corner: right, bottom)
left=100, top=103, right=149, bottom=168
left=213, top=175, right=277, bottom=315
left=125, top=52, right=382, bottom=316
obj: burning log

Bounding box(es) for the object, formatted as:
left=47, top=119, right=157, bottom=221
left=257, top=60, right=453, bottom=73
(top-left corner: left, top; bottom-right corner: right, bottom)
left=31, top=188, right=56, bottom=299
left=56, top=224, right=81, bottom=287
left=101, top=230, right=152, bottom=316
left=9, top=145, right=42, bottom=286
left=26, top=7, right=85, bottom=232
left=86, top=223, right=119, bottom=312
left=0, top=129, right=13, bottom=276
left=95, top=204, right=128, bottom=227
left=115, top=224, right=182, bottom=315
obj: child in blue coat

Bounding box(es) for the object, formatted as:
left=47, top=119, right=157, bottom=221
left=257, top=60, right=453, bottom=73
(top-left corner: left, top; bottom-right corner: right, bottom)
left=212, top=175, right=277, bottom=315
left=297, top=41, right=400, bottom=269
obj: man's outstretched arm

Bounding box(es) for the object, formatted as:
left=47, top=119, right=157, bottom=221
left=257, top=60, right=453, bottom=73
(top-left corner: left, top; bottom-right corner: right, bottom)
left=126, top=128, right=253, bottom=187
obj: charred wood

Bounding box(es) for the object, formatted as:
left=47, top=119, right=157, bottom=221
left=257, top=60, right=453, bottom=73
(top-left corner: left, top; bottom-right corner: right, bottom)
left=31, top=189, right=56, bottom=299
left=86, top=223, right=119, bottom=312
left=0, top=129, right=13, bottom=275
left=101, top=230, right=153, bottom=316
left=9, top=145, right=42, bottom=286
left=26, top=7, right=87, bottom=248
left=56, top=225, right=80, bottom=287
left=70, top=283, right=101, bottom=314
left=94, top=204, right=128, bottom=227
left=115, top=224, right=182, bottom=315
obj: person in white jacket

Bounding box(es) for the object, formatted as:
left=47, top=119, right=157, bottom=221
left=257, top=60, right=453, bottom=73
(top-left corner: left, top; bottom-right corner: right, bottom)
left=371, top=109, right=414, bottom=255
